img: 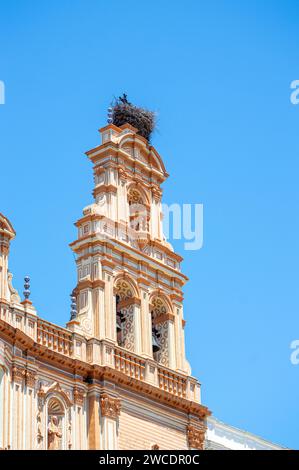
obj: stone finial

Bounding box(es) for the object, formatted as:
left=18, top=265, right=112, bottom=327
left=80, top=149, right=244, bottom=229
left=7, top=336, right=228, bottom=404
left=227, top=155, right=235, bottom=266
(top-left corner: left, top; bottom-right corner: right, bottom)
left=23, top=276, right=31, bottom=300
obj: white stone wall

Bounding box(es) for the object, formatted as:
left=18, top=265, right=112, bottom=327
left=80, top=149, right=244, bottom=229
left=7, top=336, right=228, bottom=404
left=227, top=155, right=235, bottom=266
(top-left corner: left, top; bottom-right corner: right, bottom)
left=205, top=416, right=285, bottom=450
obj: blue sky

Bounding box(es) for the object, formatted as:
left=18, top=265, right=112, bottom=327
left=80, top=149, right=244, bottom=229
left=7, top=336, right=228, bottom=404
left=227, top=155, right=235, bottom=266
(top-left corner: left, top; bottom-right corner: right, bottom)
left=1, top=0, right=299, bottom=449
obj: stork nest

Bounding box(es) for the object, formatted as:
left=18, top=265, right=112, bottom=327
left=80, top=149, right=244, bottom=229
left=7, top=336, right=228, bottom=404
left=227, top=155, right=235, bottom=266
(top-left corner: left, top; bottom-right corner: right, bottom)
left=112, top=94, right=155, bottom=141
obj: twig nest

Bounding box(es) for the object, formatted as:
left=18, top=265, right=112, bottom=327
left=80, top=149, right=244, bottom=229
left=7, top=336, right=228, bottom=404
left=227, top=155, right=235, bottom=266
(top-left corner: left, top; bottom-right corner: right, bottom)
left=112, top=94, right=155, bottom=141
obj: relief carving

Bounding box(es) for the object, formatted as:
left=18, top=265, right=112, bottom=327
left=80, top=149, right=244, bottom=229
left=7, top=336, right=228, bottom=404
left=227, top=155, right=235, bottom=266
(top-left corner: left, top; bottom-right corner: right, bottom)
left=7, top=272, right=21, bottom=303
left=36, top=383, right=46, bottom=447
left=11, top=364, right=25, bottom=384
left=187, top=424, right=206, bottom=450
left=100, top=394, right=121, bottom=419
left=25, top=370, right=36, bottom=388
left=73, top=386, right=85, bottom=406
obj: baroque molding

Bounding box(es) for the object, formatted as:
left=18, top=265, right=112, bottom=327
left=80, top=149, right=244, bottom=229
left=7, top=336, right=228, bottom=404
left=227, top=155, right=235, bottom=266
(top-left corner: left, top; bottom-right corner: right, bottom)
left=100, top=393, right=121, bottom=419
left=11, top=364, right=26, bottom=384
left=25, top=370, right=37, bottom=388
left=152, top=312, right=175, bottom=325
left=0, top=318, right=211, bottom=420
left=73, top=386, right=85, bottom=406
left=187, top=424, right=206, bottom=450
left=0, top=244, right=9, bottom=256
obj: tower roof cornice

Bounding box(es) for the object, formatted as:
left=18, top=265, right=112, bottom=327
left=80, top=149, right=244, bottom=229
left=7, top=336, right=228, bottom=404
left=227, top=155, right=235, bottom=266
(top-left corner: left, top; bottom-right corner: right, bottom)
left=0, top=213, right=16, bottom=240
left=85, top=123, right=168, bottom=180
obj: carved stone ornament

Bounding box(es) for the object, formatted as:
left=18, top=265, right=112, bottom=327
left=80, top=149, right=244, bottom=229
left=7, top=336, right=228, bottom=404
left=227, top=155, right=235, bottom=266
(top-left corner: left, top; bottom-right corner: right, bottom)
left=73, top=386, right=85, bottom=406
left=118, top=167, right=128, bottom=181
left=25, top=370, right=37, bottom=388
left=36, top=383, right=46, bottom=447
left=151, top=184, right=162, bottom=201
left=42, top=381, right=73, bottom=407
left=37, top=382, right=46, bottom=399
left=187, top=424, right=206, bottom=450
left=100, top=394, right=121, bottom=419
left=0, top=242, right=9, bottom=256
left=7, top=272, right=21, bottom=303
left=11, top=364, right=26, bottom=384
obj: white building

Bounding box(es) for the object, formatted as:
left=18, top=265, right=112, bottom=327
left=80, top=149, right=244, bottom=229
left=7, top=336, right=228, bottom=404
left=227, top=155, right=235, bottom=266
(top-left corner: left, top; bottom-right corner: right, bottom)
left=206, top=416, right=285, bottom=450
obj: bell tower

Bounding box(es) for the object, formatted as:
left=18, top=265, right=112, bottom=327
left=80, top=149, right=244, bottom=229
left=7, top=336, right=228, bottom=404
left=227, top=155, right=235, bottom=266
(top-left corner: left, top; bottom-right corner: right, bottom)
left=69, top=100, right=190, bottom=376
left=68, top=97, right=210, bottom=450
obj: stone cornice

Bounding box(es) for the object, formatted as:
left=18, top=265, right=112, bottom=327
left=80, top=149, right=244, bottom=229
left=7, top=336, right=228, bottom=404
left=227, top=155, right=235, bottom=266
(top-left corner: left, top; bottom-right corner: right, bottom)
left=85, top=140, right=168, bottom=181
left=93, top=184, right=118, bottom=197
left=10, top=364, right=36, bottom=387
left=0, top=318, right=210, bottom=420
left=74, top=213, right=104, bottom=228
left=0, top=213, right=16, bottom=240
left=76, top=279, right=105, bottom=290
left=70, top=235, right=187, bottom=283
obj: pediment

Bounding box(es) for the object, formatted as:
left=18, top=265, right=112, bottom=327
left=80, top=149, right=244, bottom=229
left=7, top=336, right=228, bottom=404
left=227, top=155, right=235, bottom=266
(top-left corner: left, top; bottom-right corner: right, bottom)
left=0, top=213, right=15, bottom=239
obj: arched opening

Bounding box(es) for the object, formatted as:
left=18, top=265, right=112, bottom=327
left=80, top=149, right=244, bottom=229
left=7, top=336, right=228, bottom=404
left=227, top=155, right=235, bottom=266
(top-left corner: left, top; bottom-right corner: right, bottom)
left=127, top=187, right=149, bottom=233
left=150, top=296, right=170, bottom=366
left=115, top=279, right=136, bottom=352
left=47, top=397, right=65, bottom=450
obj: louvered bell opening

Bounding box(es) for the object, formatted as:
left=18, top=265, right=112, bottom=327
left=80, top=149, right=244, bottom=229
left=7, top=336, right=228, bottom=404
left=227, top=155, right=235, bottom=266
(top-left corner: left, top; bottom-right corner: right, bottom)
left=152, top=326, right=161, bottom=353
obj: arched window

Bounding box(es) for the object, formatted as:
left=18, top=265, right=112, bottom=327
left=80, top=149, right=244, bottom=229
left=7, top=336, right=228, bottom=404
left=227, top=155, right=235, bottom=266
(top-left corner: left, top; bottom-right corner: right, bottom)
left=127, top=187, right=149, bottom=233
left=47, top=398, right=65, bottom=450
left=151, top=296, right=170, bottom=366
left=115, top=279, right=136, bottom=352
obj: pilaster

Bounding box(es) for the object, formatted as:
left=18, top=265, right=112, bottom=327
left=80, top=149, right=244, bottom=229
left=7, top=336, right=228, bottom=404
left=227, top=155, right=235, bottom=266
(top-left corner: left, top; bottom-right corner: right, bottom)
left=87, top=390, right=101, bottom=449
left=100, top=393, right=121, bottom=450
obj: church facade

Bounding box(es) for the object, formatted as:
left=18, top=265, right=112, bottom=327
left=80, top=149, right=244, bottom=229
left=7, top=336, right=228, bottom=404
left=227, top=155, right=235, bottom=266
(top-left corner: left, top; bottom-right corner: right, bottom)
left=0, top=115, right=283, bottom=451
left=0, top=120, right=211, bottom=450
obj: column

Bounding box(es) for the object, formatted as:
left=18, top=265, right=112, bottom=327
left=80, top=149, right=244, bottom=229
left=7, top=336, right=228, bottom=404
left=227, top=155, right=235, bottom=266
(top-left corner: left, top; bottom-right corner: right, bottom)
left=87, top=390, right=101, bottom=449
left=11, top=364, right=25, bottom=449
left=180, top=307, right=188, bottom=373
left=93, top=285, right=105, bottom=339
left=168, top=319, right=176, bottom=370
left=2, top=369, right=9, bottom=450
left=103, top=270, right=116, bottom=342
left=100, top=394, right=121, bottom=450
left=133, top=302, right=142, bottom=355
left=24, top=370, right=37, bottom=449
left=173, top=304, right=186, bottom=372
left=117, top=175, right=128, bottom=223
left=141, top=289, right=152, bottom=357
left=73, top=386, right=85, bottom=449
